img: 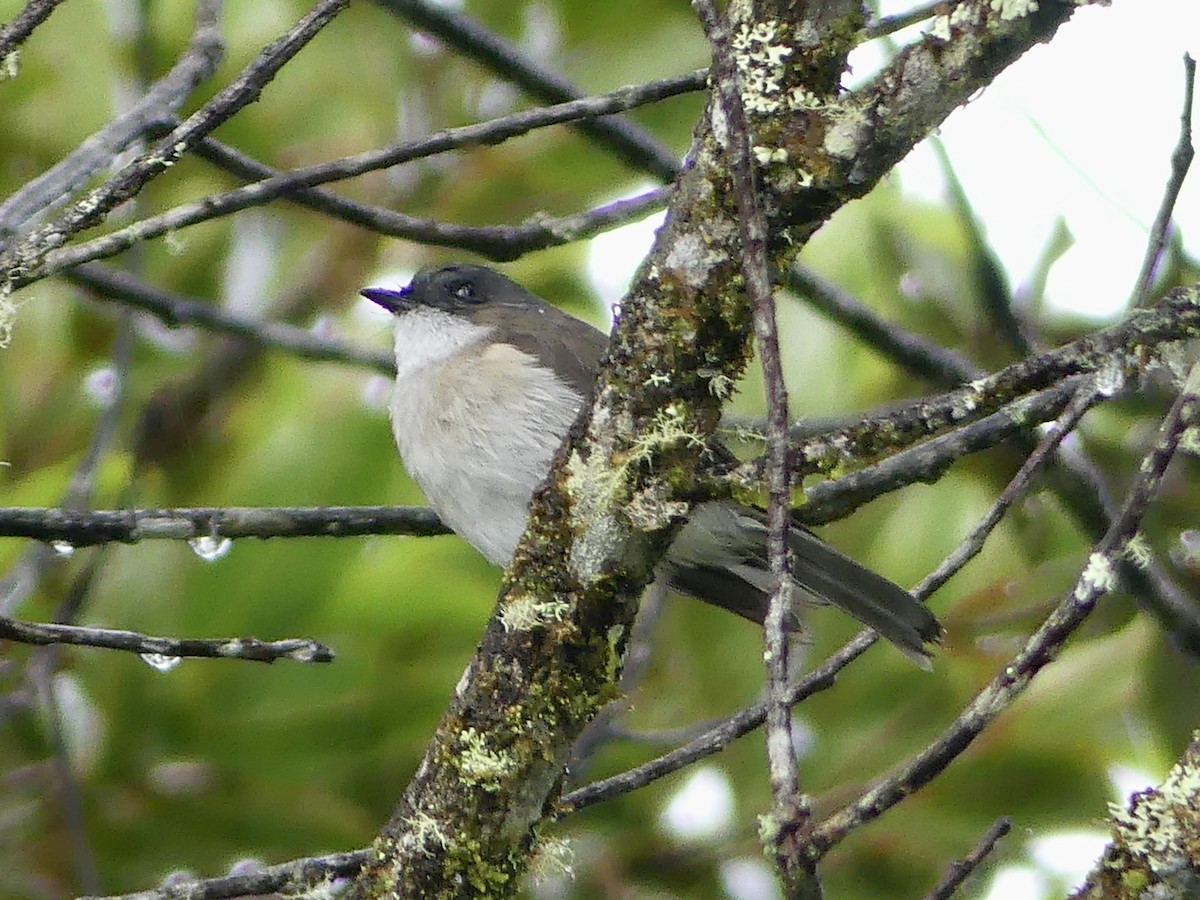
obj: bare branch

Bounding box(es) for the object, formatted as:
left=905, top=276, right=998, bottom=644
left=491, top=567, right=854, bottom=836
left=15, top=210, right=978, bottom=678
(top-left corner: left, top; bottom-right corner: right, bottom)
left=13, top=71, right=703, bottom=286
left=923, top=817, right=1012, bottom=900
left=693, top=0, right=808, bottom=886
left=0, top=0, right=227, bottom=240
left=1131, top=53, right=1195, bottom=307
left=371, top=0, right=682, bottom=181
left=0, top=0, right=351, bottom=293
left=0, top=0, right=68, bottom=63
left=1, top=617, right=335, bottom=664
left=0, top=506, right=449, bottom=546
left=931, top=136, right=1034, bottom=356
left=914, top=380, right=1101, bottom=600
left=178, top=132, right=672, bottom=259
left=81, top=849, right=371, bottom=900
left=67, top=263, right=395, bottom=373
left=787, top=264, right=980, bottom=385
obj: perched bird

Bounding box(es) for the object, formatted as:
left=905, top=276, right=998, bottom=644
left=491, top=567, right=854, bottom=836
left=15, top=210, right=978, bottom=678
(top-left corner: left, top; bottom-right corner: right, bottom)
left=363, top=264, right=941, bottom=666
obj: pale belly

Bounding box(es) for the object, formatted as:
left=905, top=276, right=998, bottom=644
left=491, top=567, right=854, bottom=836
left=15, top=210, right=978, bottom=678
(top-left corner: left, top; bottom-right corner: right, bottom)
left=389, top=344, right=583, bottom=565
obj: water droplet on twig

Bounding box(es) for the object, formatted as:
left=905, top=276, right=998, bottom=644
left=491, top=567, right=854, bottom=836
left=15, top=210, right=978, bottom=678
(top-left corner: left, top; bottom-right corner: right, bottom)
left=140, top=653, right=182, bottom=673
left=188, top=535, right=232, bottom=562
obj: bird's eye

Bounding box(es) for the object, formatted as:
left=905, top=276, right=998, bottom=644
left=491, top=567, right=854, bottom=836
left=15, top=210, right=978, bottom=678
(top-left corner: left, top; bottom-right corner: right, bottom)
left=451, top=281, right=477, bottom=302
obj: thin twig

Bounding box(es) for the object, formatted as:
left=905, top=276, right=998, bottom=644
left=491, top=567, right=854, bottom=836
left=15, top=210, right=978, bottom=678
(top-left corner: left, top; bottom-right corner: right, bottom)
left=1, top=617, right=335, bottom=663
left=693, top=0, right=807, bottom=883
left=0, top=0, right=227, bottom=240
left=914, top=380, right=1101, bottom=599
left=1131, top=54, right=1195, bottom=307
left=800, top=379, right=1085, bottom=525
left=923, top=816, right=1012, bottom=900
left=67, top=263, right=395, bottom=374
left=17, top=71, right=703, bottom=287
left=804, top=360, right=1200, bottom=858
left=80, top=849, right=371, bottom=900
left=0, top=0, right=351, bottom=290
left=0, top=505, right=449, bottom=546
left=177, top=131, right=671, bottom=259
left=372, top=0, right=682, bottom=181
left=0, top=0, right=67, bottom=62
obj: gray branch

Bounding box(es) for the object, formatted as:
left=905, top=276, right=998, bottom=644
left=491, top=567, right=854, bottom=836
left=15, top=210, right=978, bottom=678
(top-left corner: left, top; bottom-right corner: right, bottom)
left=0, top=0, right=227, bottom=241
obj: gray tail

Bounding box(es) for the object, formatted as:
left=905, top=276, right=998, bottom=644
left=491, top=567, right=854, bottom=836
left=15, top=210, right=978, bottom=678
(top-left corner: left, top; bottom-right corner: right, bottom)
left=663, top=521, right=941, bottom=668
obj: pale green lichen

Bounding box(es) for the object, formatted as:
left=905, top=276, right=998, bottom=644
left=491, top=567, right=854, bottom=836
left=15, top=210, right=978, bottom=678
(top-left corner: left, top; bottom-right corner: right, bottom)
left=566, top=403, right=705, bottom=585
left=824, top=103, right=871, bottom=160
left=458, top=728, right=513, bottom=791
left=0, top=50, right=19, bottom=81
left=625, top=483, right=690, bottom=532
left=753, top=145, right=788, bottom=164
left=929, top=2, right=983, bottom=40
left=757, top=811, right=782, bottom=847
left=527, top=836, right=575, bottom=885
left=0, top=289, right=16, bottom=348
left=1074, top=552, right=1116, bottom=601
left=401, top=811, right=450, bottom=856
left=664, top=231, right=720, bottom=289
left=499, top=595, right=571, bottom=632
left=1123, top=534, right=1153, bottom=570
left=706, top=371, right=735, bottom=399
left=990, top=0, right=1039, bottom=20
left=1178, top=426, right=1200, bottom=456
left=732, top=20, right=792, bottom=115
left=1107, top=735, right=1200, bottom=876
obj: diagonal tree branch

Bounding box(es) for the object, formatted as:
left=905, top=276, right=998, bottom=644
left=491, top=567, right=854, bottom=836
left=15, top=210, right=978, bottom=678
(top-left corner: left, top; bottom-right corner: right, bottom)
left=0, top=0, right=68, bottom=64
left=0, top=0, right=227, bottom=241
left=0, top=0, right=351, bottom=302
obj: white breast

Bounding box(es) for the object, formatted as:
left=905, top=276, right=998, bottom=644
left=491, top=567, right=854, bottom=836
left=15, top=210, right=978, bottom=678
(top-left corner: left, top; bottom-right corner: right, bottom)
left=388, top=310, right=583, bottom=566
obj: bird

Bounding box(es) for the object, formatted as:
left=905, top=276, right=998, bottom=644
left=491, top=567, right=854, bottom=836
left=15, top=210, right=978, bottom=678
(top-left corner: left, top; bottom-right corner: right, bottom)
left=362, top=263, right=942, bottom=667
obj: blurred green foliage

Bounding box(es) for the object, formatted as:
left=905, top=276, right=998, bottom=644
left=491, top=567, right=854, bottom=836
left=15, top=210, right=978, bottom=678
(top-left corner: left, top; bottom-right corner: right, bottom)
left=2, top=1, right=1198, bottom=898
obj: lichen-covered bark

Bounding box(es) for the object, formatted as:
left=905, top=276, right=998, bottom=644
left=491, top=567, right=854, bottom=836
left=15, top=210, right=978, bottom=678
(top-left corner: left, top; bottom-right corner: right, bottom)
left=348, top=2, right=1086, bottom=896
left=1071, top=730, right=1200, bottom=899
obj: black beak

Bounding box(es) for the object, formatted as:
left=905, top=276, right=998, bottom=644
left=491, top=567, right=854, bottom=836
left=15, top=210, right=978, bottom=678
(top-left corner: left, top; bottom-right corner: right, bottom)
left=360, top=285, right=411, bottom=314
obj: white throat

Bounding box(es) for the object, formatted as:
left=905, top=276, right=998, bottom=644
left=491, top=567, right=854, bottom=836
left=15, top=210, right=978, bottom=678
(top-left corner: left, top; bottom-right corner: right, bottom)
left=390, top=307, right=494, bottom=381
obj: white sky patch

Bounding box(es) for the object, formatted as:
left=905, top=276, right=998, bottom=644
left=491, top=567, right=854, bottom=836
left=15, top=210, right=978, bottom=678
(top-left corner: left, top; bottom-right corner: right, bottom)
left=585, top=188, right=665, bottom=317
left=1029, top=830, right=1109, bottom=883
left=1108, top=762, right=1157, bottom=799
left=589, top=4, right=1197, bottom=325
left=719, top=856, right=782, bottom=900
left=659, top=765, right=735, bottom=842
left=980, top=865, right=1049, bottom=900
left=866, top=0, right=1200, bottom=320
